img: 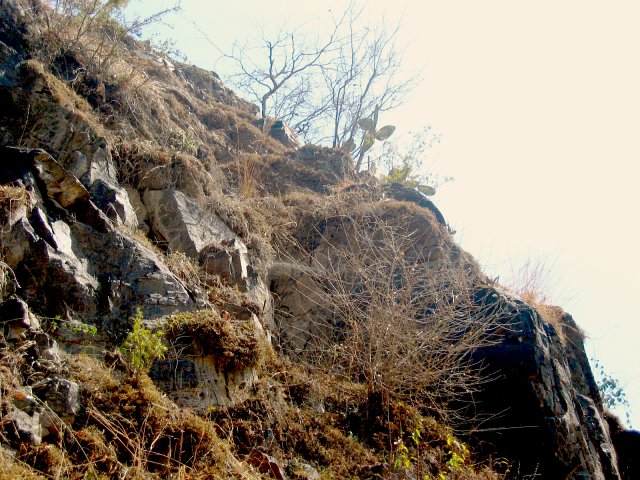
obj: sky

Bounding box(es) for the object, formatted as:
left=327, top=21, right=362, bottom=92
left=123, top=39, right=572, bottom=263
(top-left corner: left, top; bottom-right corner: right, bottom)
left=128, top=0, right=640, bottom=427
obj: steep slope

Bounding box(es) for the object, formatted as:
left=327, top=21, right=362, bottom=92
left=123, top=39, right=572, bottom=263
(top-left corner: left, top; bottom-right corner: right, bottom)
left=0, top=1, right=635, bottom=479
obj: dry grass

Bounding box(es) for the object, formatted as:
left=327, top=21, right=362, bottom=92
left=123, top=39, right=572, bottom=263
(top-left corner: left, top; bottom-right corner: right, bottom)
left=207, top=358, right=503, bottom=479
left=64, top=354, right=258, bottom=479
left=0, top=446, right=47, bottom=480
left=502, top=258, right=577, bottom=343
left=237, top=153, right=268, bottom=197
left=112, top=141, right=220, bottom=198
left=0, top=185, right=30, bottom=226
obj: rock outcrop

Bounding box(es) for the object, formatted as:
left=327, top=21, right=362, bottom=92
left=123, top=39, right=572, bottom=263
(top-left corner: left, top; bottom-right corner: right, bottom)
left=465, top=287, right=620, bottom=479
left=0, top=146, right=199, bottom=338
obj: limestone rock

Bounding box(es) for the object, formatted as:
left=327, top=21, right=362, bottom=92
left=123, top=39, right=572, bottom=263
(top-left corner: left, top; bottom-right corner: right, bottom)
left=201, top=239, right=273, bottom=324
left=143, top=189, right=236, bottom=258
left=291, top=145, right=352, bottom=181
left=124, top=186, right=149, bottom=231
left=150, top=355, right=257, bottom=410
left=253, top=119, right=299, bottom=148
left=288, top=459, right=320, bottom=480
left=7, top=406, right=42, bottom=445
left=270, top=262, right=331, bottom=355
left=8, top=60, right=118, bottom=189
left=150, top=312, right=268, bottom=410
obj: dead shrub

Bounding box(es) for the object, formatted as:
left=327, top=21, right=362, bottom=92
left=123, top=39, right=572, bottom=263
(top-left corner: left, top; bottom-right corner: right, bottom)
left=275, top=212, right=500, bottom=422
left=35, top=0, right=178, bottom=81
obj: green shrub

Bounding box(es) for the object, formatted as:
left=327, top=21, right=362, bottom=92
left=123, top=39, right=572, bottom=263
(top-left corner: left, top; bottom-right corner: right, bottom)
left=120, top=309, right=167, bottom=374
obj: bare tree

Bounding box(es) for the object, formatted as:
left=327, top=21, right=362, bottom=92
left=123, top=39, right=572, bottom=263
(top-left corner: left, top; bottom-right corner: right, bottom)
left=226, top=22, right=342, bottom=135
left=321, top=8, right=416, bottom=170
left=225, top=2, right=416, bottom=163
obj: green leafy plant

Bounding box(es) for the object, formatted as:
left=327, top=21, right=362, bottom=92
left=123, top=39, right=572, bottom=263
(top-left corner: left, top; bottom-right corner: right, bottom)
left=120, top=309, right=167, bottom=374
left=392, top=440, right=412, bottom=471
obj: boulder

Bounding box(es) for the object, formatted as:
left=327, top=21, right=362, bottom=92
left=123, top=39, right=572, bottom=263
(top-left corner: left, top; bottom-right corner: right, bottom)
left=383, top=183, right=447, bottom=227
left=89, top=179, right=139, bottom=228
left=247, top=451, right=287, bottom=480
left=253, top=119, right=299, bottom=148
left=150, top=355, right=257, bottom=409
left=269, top=262, right=331, bottom=355
left=7, top=406, right=43, bottom=445
left=124, top=186, right=149, bottom=231
left=0, top=296, right=40, bottom=341
left=288, top=459, right=320, bottom=480
left=466, top=287, right=620, bottom=480
left=143, top=189, right=236, bottom=258
left=32, top=377, right=80, bottom=422
left=291, top=145, right=352, bottom=180
left=149, top=313, right=268, bottom=410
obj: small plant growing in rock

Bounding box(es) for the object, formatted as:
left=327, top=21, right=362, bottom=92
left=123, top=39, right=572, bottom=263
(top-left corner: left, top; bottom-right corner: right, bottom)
left=120, top=309, right=167, bottom=375
left=168, top=128, right=199, bottom=156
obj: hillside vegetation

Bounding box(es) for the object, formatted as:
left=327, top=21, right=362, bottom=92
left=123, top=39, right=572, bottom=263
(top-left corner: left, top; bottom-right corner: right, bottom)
left=0, top=1, right=633, bottom=479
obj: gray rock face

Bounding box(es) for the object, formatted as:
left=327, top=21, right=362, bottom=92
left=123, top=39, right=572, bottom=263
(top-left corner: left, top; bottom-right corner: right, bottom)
left=0, top=147, right=199, bottom=339
left=7, top=405, right=43, bottom=445
left=291, top=145, right=352, bottom=180
left=150, top=355, right=257, bottom=410
left=32, top=377, right=80, bottom=422
left=124, top=186, right=149, bottom=231
left=253, top=119, right=299, bottom=148
left=149, top=313, right=268, bottom=410
left=0, top=296, right=40, bottom=342
left=467, top=287, right=620, bottom=480
left=270, top=262, right=330, bottom=355
left=143, top=189, right=236, bottom=258
left=89, top=179, right=139, bottom=228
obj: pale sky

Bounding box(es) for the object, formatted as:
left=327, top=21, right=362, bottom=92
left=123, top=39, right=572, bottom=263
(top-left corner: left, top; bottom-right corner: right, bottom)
left=130, top=0, right=640, bottom=427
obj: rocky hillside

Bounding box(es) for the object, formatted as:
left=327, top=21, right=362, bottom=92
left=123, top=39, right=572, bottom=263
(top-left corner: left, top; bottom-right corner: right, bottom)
left=0, top=1, right=636, bottom=479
